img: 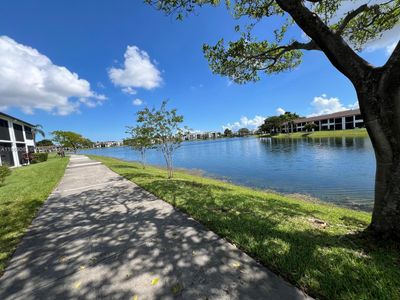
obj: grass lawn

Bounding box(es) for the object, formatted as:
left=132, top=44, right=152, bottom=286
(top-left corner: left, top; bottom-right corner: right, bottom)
left=269, top=128, right=369, bottom=139
left=0, top=155, right=69, bottom=274
left=91, top=155, right=399, bottom=300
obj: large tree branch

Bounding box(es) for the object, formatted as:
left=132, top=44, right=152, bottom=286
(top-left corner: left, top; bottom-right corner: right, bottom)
left=276, top=0, right=372, bottom=86
left=385, top=40, right=400, bottom=69
left=336, top=4, right=369, bottom=35
left=382, top=40, right=400, bottom=91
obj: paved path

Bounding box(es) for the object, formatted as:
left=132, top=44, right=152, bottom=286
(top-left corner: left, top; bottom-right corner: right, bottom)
left=0, top=155, right=311, bottom=300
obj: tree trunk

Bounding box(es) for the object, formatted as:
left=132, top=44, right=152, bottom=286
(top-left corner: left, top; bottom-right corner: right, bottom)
left=140, top=149, right=146, bottom=169
left=357, top=68, right=400, bottom=240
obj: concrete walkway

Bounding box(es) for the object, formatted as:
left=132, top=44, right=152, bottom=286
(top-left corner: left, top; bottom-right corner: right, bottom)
left=0, top=155, right=311, bottom=300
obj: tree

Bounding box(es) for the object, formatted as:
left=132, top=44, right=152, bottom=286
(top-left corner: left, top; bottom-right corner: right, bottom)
left=32, top=124, right=45, bottom=144
left=137, top=101, right=188, bottom=178
left=36, top=139, right=54, bottom=147
left=304, top=123, right=318, bottom=132
left=125, top=126, right=155, bottom=169
left=51, top=131, right=92, bottom=153
left=259, top=116, right=285, bottom=133
left=281, top=112, right=300, bottom=133
left=238, top=127, right=250, bottom=136
left=224, top=128, right=233, bottom=137
left=146, top=0, right=400, bottom=240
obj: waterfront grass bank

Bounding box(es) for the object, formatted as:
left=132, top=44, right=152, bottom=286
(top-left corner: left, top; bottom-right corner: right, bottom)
left=0, top=155, right=69, bottom=274
left=92, top=155, right=398, bottom=300
left=261, top=128, right=368, bottom=139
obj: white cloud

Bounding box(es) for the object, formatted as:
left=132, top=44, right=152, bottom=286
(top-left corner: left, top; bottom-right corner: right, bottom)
left=276, top=107, right=286, bottom=115
left=109, top=46, right=162, bottom=93
left=0, top=36, right=106, bottom=115
left=365, top=25, right=400, bottom=54
left=385, top=41, right=397, bottom=55
left=222, top=115, right=265, bottom=131
left=308, top=94, right=358, bottom=117
left=122, top=87, right=137, bottom=95
left=132, top=98, right=143, bottom=106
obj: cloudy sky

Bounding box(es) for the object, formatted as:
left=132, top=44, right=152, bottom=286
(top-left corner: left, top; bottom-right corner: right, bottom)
left=0, top=1, right=397, bottom=140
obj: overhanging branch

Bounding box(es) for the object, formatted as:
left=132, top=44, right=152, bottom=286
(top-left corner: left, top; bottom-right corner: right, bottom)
left=276, top=0, right=372, bottom=85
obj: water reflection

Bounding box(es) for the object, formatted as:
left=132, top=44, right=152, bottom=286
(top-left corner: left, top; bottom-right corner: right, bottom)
left=79, top=137, right=375, bottom=211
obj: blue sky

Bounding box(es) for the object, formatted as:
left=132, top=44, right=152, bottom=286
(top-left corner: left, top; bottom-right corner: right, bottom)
left=0, top=0, right=397, bottom=141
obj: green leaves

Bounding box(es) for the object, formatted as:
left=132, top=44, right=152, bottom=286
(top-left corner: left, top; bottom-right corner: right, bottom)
left=146, top=0, right=400, bottom=84
left=130, top=100, right=188, bottom=177
left=203, top=37, right=303, bottom=83
left=51, top=131, right=93, bottom=150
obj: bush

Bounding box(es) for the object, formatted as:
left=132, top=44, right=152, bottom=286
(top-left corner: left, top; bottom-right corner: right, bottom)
left=0, top=165, right=11, bottom=185
left=31, top=153, right=48, bottom=164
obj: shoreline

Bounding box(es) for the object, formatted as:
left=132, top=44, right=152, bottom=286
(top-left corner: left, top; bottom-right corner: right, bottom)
left=261, top=128, right=368, bottom=139
left=78, top=150, right=373, bottom=212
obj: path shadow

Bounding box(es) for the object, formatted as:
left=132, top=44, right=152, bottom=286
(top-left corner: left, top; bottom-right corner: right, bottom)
left=0, top=180, right=307, bottom=299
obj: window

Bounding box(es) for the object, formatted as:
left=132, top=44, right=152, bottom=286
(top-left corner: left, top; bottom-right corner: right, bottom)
left=13, top=124, right=24, bottom=142
left=0, top=142, right=14, bottom=166
left=321, top=119, right=328, bottom=124
left=335, top=124, right=343, bottom=130
left=355, top=122, right=365, bottom=128
left=335, top=118, right=342, bottom=123
left=345, top=116, right=353, bottom=122
left=0, top=119, right=10, bottom=141
left=355, top=115, right=363, bottom=121
left=16, top=143, right=25, bottom=164
left=24, top=126, right=33, bottom=140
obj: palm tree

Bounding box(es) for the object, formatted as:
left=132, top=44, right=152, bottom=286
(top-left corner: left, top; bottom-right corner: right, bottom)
left=31, top=124, right=45, bottom=144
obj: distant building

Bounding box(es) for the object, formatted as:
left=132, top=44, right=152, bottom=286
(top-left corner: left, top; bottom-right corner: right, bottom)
left=183, top=132, right=221, bottom=140
left=93, top=140, right=123, bottom=148
left=279, top=109, right=364, bottom=133
left=0, top=112, right=36, bottom=167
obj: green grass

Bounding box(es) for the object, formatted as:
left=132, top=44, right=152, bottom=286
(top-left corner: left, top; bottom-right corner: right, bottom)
left=91, top=155, right=399, bottom=300
left=271, top=128, right=369, bottom=138
left=0, top=155, right=68, bottom=274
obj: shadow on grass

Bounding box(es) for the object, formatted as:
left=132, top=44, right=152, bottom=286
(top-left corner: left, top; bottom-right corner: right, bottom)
left=135, top=179, right=399, bottom=299
left=0, top=198, right=44, bottom=273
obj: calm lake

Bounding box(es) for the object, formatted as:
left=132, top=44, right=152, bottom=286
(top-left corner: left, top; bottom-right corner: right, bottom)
left=79, top=136, right=375, bottom=211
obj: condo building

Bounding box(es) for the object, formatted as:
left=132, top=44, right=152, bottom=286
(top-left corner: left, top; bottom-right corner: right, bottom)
left=0, top=112, right=35, bottom=167
left=280, top=109, right=364, bottom=133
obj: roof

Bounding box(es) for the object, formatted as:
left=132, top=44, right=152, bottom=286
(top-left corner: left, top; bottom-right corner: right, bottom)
left=294, top=109, right=361, bottom=124
left=0, top=112, right=35, bottom=127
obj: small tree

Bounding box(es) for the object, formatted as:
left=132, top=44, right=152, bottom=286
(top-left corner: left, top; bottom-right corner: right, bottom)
left=224, top=128, right=233, bottom=137
left=137, top=101, right=187, bottom=178
left=125, top=126, right=154, bottom=168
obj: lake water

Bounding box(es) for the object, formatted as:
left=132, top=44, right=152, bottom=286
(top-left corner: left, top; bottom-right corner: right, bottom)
left=79, top=137, right=376, bottom=211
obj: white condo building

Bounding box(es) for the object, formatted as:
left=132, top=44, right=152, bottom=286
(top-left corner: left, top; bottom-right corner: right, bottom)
left=0, top=112, right=36, bottom=167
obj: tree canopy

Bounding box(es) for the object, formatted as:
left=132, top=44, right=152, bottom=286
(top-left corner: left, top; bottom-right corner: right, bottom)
left=36, top=139, right=54, bottom=147
left=146, top=0, right=399, bottom=85
left=51, top=131, right=93, bottom=151
left=224, top=128, right=233, bottom=136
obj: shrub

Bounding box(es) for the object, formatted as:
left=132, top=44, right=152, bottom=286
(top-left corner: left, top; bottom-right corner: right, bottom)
left=31, top=153, right=48, bottom=164
left=0, top=165, right=11, bottom=185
